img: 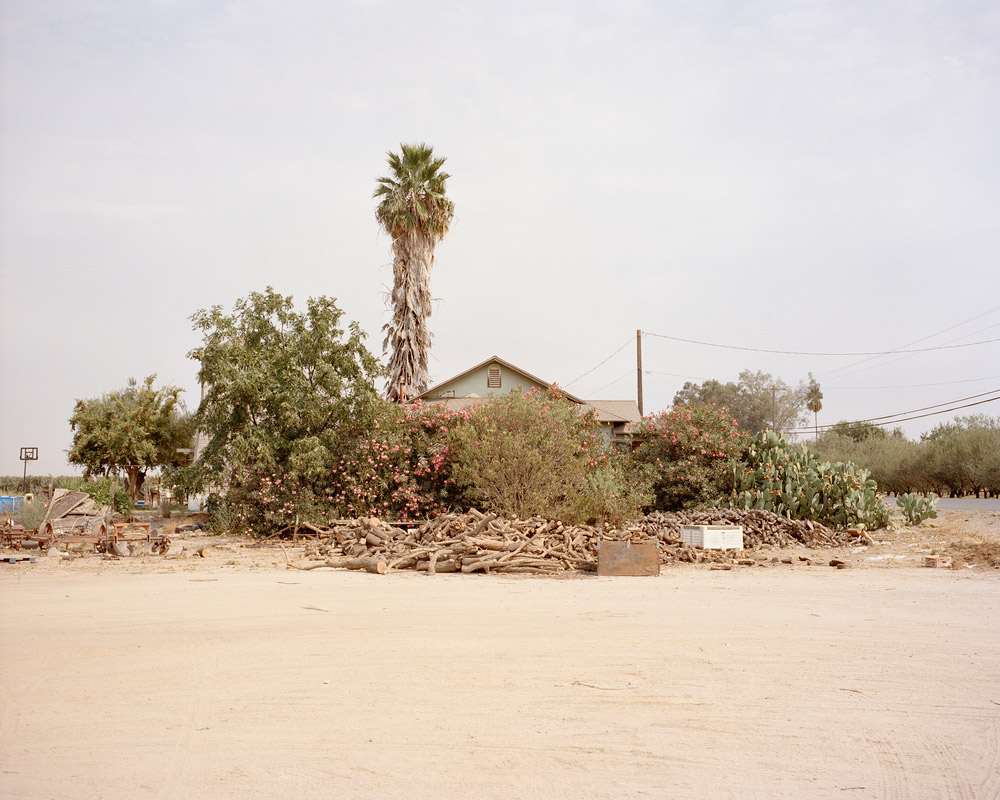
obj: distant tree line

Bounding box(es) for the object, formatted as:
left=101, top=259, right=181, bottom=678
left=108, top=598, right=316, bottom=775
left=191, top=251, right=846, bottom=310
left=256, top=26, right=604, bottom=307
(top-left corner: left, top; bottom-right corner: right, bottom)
left=814, top=416, right=1000, bottom=498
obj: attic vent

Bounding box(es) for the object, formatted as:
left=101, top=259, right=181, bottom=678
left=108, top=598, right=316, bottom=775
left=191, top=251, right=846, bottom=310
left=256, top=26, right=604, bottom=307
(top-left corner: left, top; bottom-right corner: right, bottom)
left=487, top=366, right=501, bottom=389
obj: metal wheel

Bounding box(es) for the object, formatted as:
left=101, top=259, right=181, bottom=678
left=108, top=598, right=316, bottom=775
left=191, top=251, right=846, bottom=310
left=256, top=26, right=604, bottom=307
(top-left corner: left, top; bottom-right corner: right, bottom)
left=37, top=522, right=54, bottom=549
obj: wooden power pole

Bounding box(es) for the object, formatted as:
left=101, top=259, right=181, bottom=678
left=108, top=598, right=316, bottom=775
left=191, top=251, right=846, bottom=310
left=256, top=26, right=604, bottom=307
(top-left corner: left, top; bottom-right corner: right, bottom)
left=636, top=329, right=643, bottom=417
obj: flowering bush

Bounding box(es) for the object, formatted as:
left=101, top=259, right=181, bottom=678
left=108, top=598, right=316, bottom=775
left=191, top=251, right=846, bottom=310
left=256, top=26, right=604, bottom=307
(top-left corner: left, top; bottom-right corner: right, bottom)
left=331, top=401, right=469, bottom=521
left=218, top=401, right=472, bottom=534
left=631, top=404, right=748, bottom=510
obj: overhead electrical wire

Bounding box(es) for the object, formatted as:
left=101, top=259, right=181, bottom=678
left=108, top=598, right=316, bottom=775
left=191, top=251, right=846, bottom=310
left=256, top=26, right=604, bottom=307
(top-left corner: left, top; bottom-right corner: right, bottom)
left=787, top=388, right=1000, bottom=432
left=827, top=374, right=1000, bottom=390
left=561, top=313, right=1000, bottom=429
left=819, top=318, right=1000, bottom=381
left=586, top=369, right=634, bottom=396
left=817, top=303, right=1000, bottom=379
left=563, top=335, right=634, bottom=388
left=642, top=370, right=1000, bottom=391
left=790, top=393, right=1000, bottom=431
left=640, top=330, right=1000, bottom=357
left=643, top=369, right=707, bottom=381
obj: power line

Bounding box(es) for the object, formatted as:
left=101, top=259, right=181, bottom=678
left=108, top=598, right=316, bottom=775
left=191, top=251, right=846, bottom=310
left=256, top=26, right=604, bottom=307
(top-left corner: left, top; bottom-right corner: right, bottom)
left=646, top=369, right=1000, bottom=392
left=819, top=318, right=1000, bottom=381
left=643, top=369, right=707, bottom=381
left=827, top=374, right=1000, bottom=390
left=794, top=394, right=1000, bottom=431
left=787, top=388, right=1000, bottom=432
left=817, top=304, right=1000, bottom=378
left=586, top=369, right=634, bottom=396
left=563, top=335, right=635, bottom=388
left=641, top=330, right=1000, bottom=357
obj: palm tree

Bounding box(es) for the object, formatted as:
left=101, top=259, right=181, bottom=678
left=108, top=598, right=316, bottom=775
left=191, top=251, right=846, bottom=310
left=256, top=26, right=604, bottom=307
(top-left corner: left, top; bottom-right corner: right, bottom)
left=806, top=373, right=823, bottom=443
left=374, top=143, right=455, bottom=403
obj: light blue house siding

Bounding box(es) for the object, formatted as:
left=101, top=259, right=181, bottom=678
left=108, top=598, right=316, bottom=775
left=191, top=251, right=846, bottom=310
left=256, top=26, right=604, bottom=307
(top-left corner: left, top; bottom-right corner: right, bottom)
left=415, top=356, right=641, bottom=444
left=422, top=360, right=548, bottom=399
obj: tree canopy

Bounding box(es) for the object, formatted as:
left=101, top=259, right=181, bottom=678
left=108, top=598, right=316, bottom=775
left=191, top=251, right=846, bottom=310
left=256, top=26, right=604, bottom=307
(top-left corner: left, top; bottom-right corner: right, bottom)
left=374, top=142, right=454, bottom=403
left=186, top=288, right=385, bottom=525
left=69, top=375, right=192, bottom=499
left=826, top=420, right=889, bottom=442
left=672, top=370, right=810, bottom=433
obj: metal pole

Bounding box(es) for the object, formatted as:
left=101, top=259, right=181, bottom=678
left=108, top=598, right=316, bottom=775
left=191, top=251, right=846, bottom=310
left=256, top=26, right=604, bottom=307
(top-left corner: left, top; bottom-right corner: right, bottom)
left=22, top=459, right=28, bottom=494
left=636, top=329, right=644, bottom=417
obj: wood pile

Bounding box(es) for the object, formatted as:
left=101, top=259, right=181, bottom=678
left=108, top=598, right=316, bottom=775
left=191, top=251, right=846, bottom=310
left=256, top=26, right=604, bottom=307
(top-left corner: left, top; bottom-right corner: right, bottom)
left=624, top=509, right=871, bottom=549
left=290, top=508, right=870, bottom=575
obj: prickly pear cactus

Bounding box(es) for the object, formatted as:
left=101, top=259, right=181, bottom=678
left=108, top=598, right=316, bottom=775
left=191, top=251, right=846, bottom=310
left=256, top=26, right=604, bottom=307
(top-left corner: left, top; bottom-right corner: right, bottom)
left=896, top=493, right=939, bottom=526
left=730, top=431, right=890, bottom=530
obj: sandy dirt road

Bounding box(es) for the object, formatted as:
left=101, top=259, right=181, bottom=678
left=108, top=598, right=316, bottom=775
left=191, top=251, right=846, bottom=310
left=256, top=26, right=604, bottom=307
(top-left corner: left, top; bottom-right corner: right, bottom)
left=1, top=562, right=998, bottom=800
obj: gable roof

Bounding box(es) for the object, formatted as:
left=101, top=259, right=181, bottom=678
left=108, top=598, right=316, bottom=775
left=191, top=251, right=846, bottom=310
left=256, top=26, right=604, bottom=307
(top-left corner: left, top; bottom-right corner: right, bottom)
left=415, top=355, right=586, bottom=405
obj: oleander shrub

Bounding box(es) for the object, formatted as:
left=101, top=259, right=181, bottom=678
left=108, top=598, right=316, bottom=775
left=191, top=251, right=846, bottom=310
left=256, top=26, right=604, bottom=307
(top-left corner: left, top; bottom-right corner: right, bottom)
left=630, top=404, right=749, bottom=511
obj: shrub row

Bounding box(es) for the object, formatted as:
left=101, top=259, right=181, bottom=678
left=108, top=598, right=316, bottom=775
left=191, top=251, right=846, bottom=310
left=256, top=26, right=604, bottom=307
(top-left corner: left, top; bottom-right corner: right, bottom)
left=198, top=391, right=899, bottom=535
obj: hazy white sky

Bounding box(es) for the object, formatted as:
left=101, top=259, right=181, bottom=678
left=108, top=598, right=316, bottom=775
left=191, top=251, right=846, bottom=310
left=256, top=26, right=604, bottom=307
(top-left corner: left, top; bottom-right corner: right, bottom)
left=2, top=0, right=998, bottom=476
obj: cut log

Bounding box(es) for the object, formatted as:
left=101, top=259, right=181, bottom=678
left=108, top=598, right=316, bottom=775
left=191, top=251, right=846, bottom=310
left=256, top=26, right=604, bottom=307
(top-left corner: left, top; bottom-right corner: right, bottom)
left=292, top=557, right=387, bottom=574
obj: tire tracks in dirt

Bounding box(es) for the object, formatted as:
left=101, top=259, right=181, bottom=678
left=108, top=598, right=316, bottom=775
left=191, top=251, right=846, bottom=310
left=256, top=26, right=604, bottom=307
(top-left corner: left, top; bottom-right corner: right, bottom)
left=978, top=713, right=1000, bottom=800
left=156, top=628, right=217, bottom=800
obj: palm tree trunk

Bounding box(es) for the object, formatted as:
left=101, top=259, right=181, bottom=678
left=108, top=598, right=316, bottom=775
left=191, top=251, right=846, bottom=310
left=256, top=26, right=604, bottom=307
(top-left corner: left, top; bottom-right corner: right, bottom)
left=384, top=231, right=435, bottom=403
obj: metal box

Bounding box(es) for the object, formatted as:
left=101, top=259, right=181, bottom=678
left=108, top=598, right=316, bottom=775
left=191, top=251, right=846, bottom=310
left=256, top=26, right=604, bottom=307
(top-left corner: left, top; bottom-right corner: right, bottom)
left=597, top=540, right=659, bottom=576
left=679, top=525, right=744, bottom=550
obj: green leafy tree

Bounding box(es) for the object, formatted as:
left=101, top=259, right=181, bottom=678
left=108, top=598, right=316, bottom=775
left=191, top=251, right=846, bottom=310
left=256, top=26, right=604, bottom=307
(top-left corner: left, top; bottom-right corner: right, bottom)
left=816, top=430, right=925, bottom=495
left=673, top=370, right=810, bottom=433
left=672, top=379, right=740, bottom=413
left=69, top=376, right=192, bottom=500
left=188, top=288, right=385, bottom=533
left=922, top=415, right=1000, bottom=497
left=826, top=420, right=888, bottom=442
left=374, top=143, right=455, bottom=403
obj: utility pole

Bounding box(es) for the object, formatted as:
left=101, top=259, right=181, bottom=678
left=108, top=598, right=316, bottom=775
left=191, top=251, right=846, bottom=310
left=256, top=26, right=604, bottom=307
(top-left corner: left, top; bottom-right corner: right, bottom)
left=636, top=329, right=644, bottom=417
left=772, top=386, right=777, bottom=433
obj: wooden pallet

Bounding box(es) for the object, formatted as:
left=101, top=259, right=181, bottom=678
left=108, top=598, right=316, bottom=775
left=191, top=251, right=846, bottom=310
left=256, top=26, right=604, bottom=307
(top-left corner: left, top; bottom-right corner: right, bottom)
left=2, top=555, right=36, bottom=564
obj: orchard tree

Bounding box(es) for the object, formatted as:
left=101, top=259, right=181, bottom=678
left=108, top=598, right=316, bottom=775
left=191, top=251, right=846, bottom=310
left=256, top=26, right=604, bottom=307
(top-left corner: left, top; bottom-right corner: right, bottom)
left=374, top=143, right=455, bottom=403
left=826, top=420, right=888, bottom=442
left=69, top=376, right=192, bottom=500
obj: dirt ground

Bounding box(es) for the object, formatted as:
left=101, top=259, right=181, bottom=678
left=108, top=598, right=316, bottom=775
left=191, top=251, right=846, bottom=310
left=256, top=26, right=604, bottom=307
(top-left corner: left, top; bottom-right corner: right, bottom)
left=1, top=511, right=998, bottom=799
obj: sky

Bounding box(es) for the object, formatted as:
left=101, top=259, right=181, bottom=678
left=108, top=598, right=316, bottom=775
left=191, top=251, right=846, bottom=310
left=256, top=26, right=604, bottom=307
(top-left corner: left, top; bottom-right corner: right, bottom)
left=1, top=0, right=998, bottom=477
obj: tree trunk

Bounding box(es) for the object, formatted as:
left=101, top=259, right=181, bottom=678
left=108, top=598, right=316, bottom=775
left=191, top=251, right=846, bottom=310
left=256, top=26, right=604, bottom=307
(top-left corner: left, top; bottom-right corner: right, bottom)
left=125, top=466, right=146, bottom=502
left=384, top=231, right=436, bottom=403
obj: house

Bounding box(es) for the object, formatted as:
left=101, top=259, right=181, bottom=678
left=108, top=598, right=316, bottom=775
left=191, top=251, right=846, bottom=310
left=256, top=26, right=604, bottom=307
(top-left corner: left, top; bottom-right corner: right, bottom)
left=412, top=355, right=641, bottom=444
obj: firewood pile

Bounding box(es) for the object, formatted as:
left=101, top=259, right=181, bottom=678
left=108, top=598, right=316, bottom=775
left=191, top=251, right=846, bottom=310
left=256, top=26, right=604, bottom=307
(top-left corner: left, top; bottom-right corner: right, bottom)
left=624, top=508, right=871, bottom=549
left=290, top=507, right=870, bottom=575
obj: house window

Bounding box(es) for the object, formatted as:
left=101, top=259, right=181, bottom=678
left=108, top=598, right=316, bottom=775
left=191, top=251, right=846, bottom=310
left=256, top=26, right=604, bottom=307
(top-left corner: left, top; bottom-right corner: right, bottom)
left=487, top=366, right=501, bottom=389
